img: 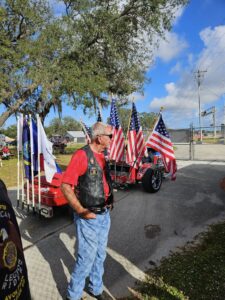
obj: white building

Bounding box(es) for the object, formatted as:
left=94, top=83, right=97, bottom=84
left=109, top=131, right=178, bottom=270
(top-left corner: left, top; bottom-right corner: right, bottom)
left=65, top=131, right=85, bottom=143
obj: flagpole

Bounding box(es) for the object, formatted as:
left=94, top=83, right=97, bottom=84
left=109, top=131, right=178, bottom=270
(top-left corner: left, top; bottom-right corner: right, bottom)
left=37, top=114, right=41, bottom=213
left=124, top=101, right=134, bottom=183
left=147, top=106, right=164, bottom=138
left=17, top=115, right=20, bottom=207
left=23, top=115, right=30, bottom=211
left=21, top=153, right=24, bottom=206
left=126, top=102, right=146, bottom=174
left=29, top=114, right=35, bottom=213
left=125, top=101, right=134, bottom=141
left=20, top=115, right=25, bottom=206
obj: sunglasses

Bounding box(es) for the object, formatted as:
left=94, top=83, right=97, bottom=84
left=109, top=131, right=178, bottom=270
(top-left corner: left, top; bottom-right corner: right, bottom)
left=99, top=134, right=113, bottom=139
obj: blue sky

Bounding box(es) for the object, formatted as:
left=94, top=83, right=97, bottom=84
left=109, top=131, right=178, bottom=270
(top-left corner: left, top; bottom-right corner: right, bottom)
left=1, top=0, right=225, bottom=129
left=145, top=0, right=225, bottom=128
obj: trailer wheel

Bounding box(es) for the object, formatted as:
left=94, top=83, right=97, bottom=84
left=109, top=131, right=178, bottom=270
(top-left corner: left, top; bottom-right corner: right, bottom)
left=142, top=168, right=162, bottom=193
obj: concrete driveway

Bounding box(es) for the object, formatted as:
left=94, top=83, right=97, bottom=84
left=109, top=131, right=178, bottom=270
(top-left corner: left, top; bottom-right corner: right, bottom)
left=8, top=160, right=225, bottom=299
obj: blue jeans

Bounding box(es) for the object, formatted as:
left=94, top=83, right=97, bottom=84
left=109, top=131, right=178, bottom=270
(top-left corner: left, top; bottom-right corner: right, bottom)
left=67, top=210, right=111, bottom=300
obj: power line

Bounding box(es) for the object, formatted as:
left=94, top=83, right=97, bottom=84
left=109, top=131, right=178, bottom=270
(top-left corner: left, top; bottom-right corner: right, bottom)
left=203, top=86, right=223, bottom=100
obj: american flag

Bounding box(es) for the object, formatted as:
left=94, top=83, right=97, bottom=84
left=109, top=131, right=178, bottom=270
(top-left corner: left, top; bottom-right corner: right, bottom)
left=146, top=114, right=177, bottom=180
left=97, top=107, right=102, bottom=122
left=126, top=102, right=146, bottom=169
left=80, top=120, right=91, bottom=144
left=108, top=99, right=125, bottom=162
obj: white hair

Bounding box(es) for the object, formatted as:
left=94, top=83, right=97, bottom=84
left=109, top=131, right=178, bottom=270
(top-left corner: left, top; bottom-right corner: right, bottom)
left=91, top=122, right=110, bottom=140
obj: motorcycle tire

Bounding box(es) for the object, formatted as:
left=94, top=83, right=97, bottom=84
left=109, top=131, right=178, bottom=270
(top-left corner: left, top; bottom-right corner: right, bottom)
left=142, top=168, right=162, bottom=193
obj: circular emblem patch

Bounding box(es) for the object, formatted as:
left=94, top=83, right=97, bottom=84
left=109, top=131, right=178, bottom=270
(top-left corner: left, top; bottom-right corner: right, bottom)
left=3, top=241, right=17, bottom=269
left=23, top=141, right=30, bottom=161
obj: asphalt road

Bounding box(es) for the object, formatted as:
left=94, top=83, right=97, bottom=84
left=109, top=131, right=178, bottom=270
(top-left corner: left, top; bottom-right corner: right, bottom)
left=7, top=160, right=225, bottom=299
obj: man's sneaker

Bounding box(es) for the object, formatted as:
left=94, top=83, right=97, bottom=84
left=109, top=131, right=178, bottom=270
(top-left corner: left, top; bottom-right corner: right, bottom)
left=88, top=290, right=112, bottom=300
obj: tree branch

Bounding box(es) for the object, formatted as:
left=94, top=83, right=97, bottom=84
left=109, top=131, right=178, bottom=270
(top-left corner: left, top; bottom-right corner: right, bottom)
left=0, top=84, right=36, bottom=127
left=16, top=14, right=25, bottom=40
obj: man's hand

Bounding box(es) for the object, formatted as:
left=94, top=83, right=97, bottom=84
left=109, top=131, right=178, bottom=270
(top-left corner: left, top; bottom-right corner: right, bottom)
left=61, top=183, right=96, bottom=219
left=78, top=208, right=96, bottom=219
left=108, top=203, right=114, bottom=211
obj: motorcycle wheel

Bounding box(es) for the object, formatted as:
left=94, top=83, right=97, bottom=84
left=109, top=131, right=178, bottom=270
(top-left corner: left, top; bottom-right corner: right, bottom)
left=142, top=168, right=162, bottom=193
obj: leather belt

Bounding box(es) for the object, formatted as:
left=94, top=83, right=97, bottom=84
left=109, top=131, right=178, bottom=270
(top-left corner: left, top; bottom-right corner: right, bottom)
left=88, top=205, right=110, bottom=214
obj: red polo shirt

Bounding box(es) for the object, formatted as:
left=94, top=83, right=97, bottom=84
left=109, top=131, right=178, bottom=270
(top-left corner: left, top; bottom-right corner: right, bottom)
left=62, top=149, right=110, bottom=200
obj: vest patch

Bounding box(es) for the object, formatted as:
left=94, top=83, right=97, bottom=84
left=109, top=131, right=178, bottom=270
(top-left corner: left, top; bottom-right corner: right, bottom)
left=90, top=167, right=97, bottom=176
left=3, top=241, right=17, bottom=270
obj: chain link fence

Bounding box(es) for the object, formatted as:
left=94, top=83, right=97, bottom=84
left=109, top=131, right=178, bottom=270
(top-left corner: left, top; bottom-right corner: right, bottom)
left=170, top=125, right=225, bottom=161
left=144, top=125, right=225, bottom=161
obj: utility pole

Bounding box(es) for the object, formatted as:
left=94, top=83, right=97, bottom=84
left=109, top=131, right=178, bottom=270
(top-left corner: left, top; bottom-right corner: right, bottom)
left=194, top=69, right=207, bottom=142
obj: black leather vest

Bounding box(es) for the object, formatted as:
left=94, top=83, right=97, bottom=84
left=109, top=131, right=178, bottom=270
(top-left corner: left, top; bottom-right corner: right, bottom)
left=0, top=193, right=31, bottom=300
left=76, top=145, right=113, bottom=208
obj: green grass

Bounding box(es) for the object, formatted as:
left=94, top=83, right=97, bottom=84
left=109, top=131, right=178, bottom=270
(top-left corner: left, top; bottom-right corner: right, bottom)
left=0, top=153, right=75, bottom=187
left=128, top=222, right=225, bottom=300
left=56, top=153, right=73, bottom=171
left=0, top=144, right=84, bottom=187
left=193, top=137, right=221, bottom=144
left=0, top=157, right=19, bottom=188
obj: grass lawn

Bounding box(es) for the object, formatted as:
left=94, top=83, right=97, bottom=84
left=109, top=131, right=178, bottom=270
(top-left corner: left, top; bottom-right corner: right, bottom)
left=0, top=143, right=84, bottom=187
left=56, top=153, right=73, bottom=171
left=129, top=221, right=225, bottom=300
left=0, top=153, right=74, bottom=188
left=0, top=157, right=19, bottom=188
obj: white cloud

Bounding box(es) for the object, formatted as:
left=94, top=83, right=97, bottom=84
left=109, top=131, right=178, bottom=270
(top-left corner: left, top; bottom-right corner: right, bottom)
left=149, top=25, right=225, bottom=127
left=170, top=62, right=182, bottom=74
left=156, top=31, right=188, bottom=62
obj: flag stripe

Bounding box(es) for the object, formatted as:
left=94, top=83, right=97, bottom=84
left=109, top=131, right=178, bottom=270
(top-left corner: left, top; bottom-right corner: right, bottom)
left=145, top=114, right=177, bottom=180
left=150, top=132, right=174, bottom=148
left=146, top=140, right=175, bottom=160
left=146, top=137, right=175, bottom=159
left=126, top=103, right=146, bottom=169
left=109, top=99, right=125, bottom=162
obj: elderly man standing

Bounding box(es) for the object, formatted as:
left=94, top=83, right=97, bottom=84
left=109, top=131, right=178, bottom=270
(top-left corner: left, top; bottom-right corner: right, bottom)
left=61, top=122, right=114, bottom=300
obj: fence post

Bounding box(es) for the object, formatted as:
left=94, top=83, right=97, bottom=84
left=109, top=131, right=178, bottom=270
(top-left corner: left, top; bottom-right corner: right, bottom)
left=222, top=124, right=225, bottom=145
left=189, top=123, right=194, bottom=160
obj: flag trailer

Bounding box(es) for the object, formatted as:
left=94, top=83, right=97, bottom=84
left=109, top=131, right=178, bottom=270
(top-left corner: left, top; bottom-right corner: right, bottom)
left=107, top=101, right=169, bottom=193
left=17, top=114, right=68, bottom=218
left=23, top=173, right=67, bottom=218
left=17, top=108, right=175, bottom=217
left=22, top=149, right=163, bottom=219
left=109, top=148, right=165, bottom=193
